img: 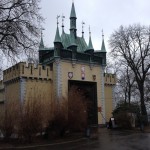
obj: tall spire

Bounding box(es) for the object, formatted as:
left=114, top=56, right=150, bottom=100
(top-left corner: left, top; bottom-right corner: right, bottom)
left=70, top=1, right=77, bottom=37
left=87, top=26, right=94, bottom=50
left=39, top=29, right=44, bottom=49
left=54, top=15, right=61, bottom=43
left=101, top=30, right=106, bottom=52
left=70, top=1, right=76, bottom=18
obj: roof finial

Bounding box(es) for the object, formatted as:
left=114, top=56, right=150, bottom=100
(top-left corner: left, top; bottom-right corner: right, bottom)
left=41, top=28, right=44, bottom=37
left=82, top=21, right=85, bottom=37
left=102, top=29, right=104, bottom=40
left=61, top=14, right=65, bottom=32
left=101, top=29, right=106, bottom=52
left=39, top=28, right=45, bottom=48
left=54, top=15, right=61, bottom=43
left=57, top=15, right=60, bottom=26
left=89, top=26, right=91, bottom=37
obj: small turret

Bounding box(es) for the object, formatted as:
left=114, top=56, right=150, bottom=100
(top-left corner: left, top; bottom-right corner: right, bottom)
left=39, top=29, right=44, bottom=49
left=39, top=29, right=45, bottom=63
left=68, top=31, right=77, bottom=53
left=70, top=1, right=77, bottom=38
left=85, top=26, right=94, bottom=54
left=54, top=16, right=63, bottom=57
left=101, top=30, right=107, bottom=65
left=101, top=30, right=106, bottom=52
left=54, top=26, right=61, bottom=43
left=54, top=16, right=61, bottom=43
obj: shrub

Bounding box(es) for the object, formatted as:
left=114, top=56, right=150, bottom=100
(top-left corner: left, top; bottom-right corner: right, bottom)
left=0, top=101, right=20, bottom=140
left=17, top=95, right=47, bottom=142
left=45, top=98, right=68, bottom=138
left=112, top=101, right=140, bottom=129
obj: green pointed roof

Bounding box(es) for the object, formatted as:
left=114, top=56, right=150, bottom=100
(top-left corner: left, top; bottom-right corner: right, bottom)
left=39, top=36, right=44, bottom=49
left=101, top=38, right=106, bottom=52
left=87, top=35, right=94, bottom=50
left=54, top=26, right=61, bottom=43
left=70, top=2, right=76, bottom=18
left=61, top=32, right=87, bottom=52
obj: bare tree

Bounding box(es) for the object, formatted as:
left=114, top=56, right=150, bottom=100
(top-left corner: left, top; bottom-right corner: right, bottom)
left=107, top=54, right=135, bottom=104
left=109, top=24, right=150, bottom=123
left=0, top=0, right=43, bottom=59
left=117, top=65, right=135, bottom=104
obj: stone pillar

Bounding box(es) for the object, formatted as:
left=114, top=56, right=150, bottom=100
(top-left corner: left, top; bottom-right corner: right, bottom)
left=100, top=66, right=106, bottom=124
left=54, top=58, right=62, bottom=99
left=112, top=85, right=116, bottom=110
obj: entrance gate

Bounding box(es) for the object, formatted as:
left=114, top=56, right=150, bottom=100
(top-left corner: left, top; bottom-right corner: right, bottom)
left=68, top=80, right=98, bottom=126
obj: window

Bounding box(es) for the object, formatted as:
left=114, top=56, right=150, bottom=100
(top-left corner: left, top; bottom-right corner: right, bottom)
left=39, top=67, right=41, bottom=76
left=31, top=66, right=33, bottom=74
left=47, top=68, right=49, bottom=76
left=50, top=64, right=53, bottom=71
left=22, top=65, right=24, bottom=74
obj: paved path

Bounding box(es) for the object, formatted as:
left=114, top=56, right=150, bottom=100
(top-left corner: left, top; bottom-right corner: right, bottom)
left=1, top=128, right=150, bottom=150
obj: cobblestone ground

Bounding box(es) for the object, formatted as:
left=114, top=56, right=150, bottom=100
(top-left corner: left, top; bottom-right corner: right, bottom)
left=1, top=128, right=150, bottom=150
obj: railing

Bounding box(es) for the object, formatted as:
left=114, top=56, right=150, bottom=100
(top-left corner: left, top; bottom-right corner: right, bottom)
left=40, top=48, right=104, bottom=65
left=60, top=49, right=72, bottom=59
left=76, top=52, right=90, bottom=62
left=93, top=56, right=103, bottom=64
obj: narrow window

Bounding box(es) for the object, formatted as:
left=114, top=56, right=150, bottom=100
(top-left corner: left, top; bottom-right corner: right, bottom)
left=47, top=68, right=49, bottom=76
left=22, top=65, right=24, bottom=74
left=31, top=65, right=33, bottom=74
left=50, top=64, right=53, bottom=71
left=39, top=67, right=41, bottom=76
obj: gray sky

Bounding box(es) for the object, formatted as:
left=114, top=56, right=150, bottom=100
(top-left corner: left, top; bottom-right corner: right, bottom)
left=40, top=0, right=150, bottom=51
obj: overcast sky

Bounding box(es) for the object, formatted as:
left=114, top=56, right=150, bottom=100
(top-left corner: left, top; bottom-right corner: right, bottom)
left=40, top=0, right=150, bottom=51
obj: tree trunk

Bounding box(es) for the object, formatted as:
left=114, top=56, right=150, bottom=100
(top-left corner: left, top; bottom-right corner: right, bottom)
left=139, top=85, right=148, bottom=125
left=128, top=86, right=131, bottom=105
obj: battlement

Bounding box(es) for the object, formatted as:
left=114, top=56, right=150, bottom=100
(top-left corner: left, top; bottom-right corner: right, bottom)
left=104, top=73, right=116, bottom=85
left=3, top=62, right=52, bottom=82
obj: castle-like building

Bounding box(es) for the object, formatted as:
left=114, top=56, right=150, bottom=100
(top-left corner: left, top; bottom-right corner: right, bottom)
left=0, top=2, right=115, bottom=125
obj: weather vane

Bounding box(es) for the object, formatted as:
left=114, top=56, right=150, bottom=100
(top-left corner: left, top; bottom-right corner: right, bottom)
left=57, top=15, right=60, bottom=25
left=62, top=14, right=65, bottom=27
left=102, top=29, right=104, bottom=39
left=82, top=21, right=85, bottom=31
left=81, top=21, right=85, bottom=37
left=89, top=26, right=91, bottom=36
left=41, top=28, right=45, bottom=37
